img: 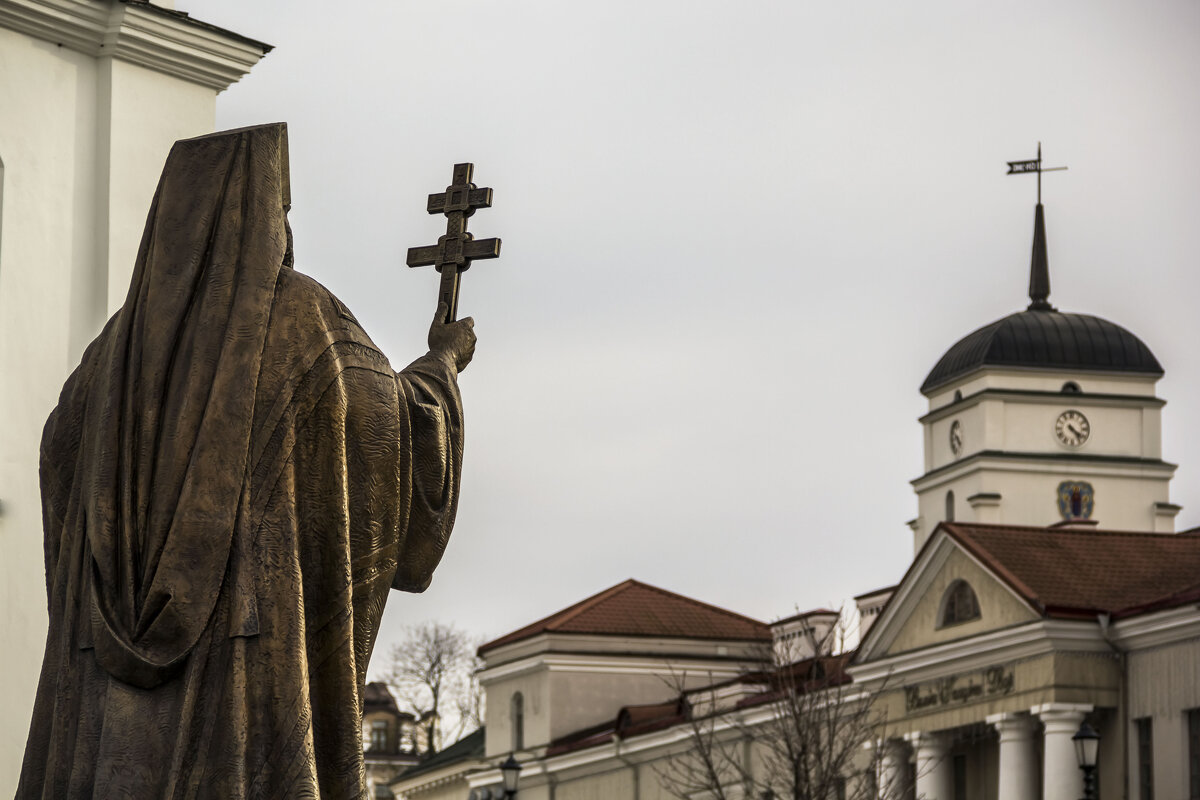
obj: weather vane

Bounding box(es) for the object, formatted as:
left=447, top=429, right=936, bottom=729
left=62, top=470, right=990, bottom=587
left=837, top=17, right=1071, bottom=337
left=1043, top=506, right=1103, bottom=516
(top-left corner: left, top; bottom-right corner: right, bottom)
left=1006, top=142, right=1067, bottom=204
left=407, top=163, right=502, bottom=323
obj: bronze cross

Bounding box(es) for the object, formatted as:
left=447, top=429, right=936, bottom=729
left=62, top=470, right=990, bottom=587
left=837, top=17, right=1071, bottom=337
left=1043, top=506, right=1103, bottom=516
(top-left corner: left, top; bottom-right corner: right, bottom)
left=406, top=163, right=502, bottom=322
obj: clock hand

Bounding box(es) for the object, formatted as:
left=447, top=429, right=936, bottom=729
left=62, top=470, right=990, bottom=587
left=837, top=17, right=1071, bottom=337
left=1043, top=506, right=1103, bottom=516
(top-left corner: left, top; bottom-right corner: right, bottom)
left=1068, top=423, right=1082, bottom=437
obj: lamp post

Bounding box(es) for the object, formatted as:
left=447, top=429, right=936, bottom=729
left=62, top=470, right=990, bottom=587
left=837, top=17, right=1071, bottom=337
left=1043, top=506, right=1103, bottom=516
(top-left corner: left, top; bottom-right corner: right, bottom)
left=499, top=754, right=522, bottom=799
left=1072, top=721, right=1100, bottom=800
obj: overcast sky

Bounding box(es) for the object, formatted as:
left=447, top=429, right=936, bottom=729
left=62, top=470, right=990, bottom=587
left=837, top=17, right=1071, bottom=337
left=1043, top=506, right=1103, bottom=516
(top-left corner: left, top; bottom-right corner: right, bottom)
left=175, top=0, right=1200, bottom=672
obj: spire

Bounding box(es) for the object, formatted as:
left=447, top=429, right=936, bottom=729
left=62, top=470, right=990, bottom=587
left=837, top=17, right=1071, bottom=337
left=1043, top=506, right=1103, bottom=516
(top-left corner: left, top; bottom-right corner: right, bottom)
left=1027, top=203, right=1054, bottom=311
left=1007, top=143, right=1066, bottom=312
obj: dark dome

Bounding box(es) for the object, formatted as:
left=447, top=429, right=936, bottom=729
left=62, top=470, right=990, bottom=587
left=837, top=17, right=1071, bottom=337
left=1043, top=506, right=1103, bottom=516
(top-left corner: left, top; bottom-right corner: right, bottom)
left=921, top=310, right=1163, bottom=394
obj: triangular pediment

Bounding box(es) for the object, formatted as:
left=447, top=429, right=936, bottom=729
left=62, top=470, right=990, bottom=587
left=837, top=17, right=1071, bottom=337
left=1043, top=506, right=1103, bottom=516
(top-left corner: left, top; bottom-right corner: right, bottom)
left=857, top=527, right=1040, bottom=662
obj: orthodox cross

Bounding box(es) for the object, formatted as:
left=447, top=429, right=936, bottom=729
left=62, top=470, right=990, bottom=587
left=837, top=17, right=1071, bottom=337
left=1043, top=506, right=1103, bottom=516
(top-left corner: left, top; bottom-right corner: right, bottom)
left=407, top=163, right=502, bottom=322
left=1006, top=142, right=1067, bottom=204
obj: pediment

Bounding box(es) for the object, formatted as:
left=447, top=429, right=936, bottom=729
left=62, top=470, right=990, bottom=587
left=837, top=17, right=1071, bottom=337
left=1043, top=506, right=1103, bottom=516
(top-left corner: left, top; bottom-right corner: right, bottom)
left=858, top=530, right=1039, bottom=661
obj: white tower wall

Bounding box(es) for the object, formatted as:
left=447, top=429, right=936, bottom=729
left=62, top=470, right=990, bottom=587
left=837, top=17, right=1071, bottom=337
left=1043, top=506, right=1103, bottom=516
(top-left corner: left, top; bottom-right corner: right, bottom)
left=0, top=3, right=266, bottom=790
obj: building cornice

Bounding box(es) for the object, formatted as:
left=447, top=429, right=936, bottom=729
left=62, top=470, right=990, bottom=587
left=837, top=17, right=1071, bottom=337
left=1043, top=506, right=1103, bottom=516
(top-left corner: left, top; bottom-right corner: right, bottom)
left=919, top=387, right=1165, bottom=425
left=922, top=364, right=1161, bottom=399
left=851, top=618, right=1111, bottom=686
left=478, top=651, right=750, bottom=687
left=0, top=0, right=270, bottom=90
left=1109, top=604, right=1200, bottom=651
left=912, top=450, right=1177, bottom=490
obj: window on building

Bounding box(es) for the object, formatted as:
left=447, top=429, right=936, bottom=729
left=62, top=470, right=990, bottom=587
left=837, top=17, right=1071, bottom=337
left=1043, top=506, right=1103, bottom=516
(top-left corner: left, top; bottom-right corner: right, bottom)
left=945, top=490, right=955, bottom=522
left=370, top=719, right=388, bottom=753
left=953, top=389, right=963, bottom=402
left=511, top=692, right=524, bottom=751
left=1188, top=708, right=1200, bottom=799
left=1136, top=717, right=1154, bottom=800
left=1062, top=381, right=1082, bottom=394
left=938, top=580, right=981, bottom=628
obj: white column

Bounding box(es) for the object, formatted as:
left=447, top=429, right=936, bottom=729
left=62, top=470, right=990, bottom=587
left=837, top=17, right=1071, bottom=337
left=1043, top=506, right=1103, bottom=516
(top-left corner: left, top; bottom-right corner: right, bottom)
left=878, top=738, right=909, bottom=800
left=987, top=712, right=1038, bottom=800
left=908, top=731, right=953, bottom=800
left=1034, top=703, right=1092, bottom=800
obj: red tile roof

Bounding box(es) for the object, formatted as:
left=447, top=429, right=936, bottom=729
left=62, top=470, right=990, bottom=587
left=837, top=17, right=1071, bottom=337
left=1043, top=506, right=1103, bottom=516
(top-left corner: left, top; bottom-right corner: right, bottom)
left=478, top=579, right=771, bottom=655
left=941, top=522, right=1200, bottom=619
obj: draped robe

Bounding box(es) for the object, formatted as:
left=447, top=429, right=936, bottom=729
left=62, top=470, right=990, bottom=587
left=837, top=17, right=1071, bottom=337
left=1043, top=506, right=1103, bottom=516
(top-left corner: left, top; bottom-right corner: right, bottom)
left=18, top=124, right=464, bottom=799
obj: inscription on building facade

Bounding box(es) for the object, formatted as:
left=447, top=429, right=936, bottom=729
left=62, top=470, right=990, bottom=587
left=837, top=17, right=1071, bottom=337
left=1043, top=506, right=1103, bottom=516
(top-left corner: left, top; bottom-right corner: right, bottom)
left=904, top=666, right=1015, bottom=713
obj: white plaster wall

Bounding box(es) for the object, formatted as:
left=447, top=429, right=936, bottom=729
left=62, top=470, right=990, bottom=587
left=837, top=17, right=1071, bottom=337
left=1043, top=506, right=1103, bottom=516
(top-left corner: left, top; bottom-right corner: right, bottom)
left=913, top=364, right=1174, bottom=551
left=1001, top=400, right=1148, bottom=457
left=0, top=28, right=101, bottom=790
left=0, top=24, right=216, bottom=794
left=925, top=390, right=1161, bottom=475
left=100, top=56, right=215, bottom=316
left=484, top=668, right=551, bottom=758
left=1126, top=638, right=1200, bottom=800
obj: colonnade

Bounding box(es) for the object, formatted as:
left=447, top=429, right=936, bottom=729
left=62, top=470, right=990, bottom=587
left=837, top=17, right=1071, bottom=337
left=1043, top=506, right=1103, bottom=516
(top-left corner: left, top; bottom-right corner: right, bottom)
left=875, top=703, right=1092, bottom=800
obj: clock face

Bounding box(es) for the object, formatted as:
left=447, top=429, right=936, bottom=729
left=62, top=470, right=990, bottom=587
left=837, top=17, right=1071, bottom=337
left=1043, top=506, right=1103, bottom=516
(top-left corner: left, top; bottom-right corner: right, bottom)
left=1055, top=410, right=1091, bottom=447
left=949, top=420, right=964, bottom=456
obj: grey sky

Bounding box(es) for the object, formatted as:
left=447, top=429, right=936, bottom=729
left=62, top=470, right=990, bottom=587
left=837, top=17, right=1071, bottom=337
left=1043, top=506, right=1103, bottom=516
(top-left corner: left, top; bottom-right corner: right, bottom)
left=175, top=0, right=1200, bottom=670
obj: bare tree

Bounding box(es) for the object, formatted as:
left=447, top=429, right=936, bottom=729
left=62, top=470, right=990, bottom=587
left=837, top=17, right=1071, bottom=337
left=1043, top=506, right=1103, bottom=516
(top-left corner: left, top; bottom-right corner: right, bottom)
left=451, top=648, right=486, bottom=736
left=379, top=621, right=479, bottom=755
left=655, top=613, right=888, bottom=800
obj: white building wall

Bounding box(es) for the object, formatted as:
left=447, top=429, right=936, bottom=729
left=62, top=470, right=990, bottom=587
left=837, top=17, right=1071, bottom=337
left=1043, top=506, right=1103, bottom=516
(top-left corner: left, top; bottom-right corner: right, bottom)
left=912, top=366, right=1175, bottom=550
left=0, top=4, right=265, bottom=791
left=1126, top=638, right=1200, bottom=800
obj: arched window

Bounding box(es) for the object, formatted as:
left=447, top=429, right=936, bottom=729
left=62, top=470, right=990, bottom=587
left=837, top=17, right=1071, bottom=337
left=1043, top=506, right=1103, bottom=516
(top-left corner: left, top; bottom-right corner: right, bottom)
left=945, top=490, right=955, bottom=522
left=953, top=389, right=963, bottom=403
left=938, top=580, right=981, bottom=627
left=1061, top=381, right=1082, bottom=394
left=511, top=692, right=524, bottom=750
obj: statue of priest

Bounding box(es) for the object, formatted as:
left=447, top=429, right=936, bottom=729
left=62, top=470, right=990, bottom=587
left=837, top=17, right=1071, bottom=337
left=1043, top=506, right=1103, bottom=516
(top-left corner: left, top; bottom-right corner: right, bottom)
left=18, top=123, right=475, bottom=799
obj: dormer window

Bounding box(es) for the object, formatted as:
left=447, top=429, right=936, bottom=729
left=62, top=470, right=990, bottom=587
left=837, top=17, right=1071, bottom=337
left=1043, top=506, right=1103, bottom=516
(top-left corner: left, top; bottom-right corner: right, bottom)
left=938, top=580, right=980, bottom=628
left=369, top=719, right=388, bottom=752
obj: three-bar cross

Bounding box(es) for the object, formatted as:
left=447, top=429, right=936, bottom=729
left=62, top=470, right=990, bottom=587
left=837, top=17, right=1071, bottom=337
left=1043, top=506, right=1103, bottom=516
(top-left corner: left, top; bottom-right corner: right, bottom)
left=407, top=163, right=502, bottom=323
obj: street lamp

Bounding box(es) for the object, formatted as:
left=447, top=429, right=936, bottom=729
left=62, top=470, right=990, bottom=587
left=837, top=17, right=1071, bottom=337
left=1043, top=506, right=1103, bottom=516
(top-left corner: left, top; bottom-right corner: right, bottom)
left=499, top=754, right=522, bottom=799
left=1072, top=721, right=1100, bottom=800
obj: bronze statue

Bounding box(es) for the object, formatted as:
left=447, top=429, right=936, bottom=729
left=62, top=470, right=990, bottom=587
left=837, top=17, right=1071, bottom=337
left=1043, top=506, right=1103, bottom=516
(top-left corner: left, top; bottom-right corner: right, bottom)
left=18, top=123, right=477, bottom=798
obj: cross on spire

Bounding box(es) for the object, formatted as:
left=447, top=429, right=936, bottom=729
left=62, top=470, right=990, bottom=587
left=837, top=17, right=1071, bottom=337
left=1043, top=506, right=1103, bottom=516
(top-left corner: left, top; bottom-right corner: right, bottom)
left=1007, top=143, right=1067, bottom=312
left=407, top=163, right=502, bottom=322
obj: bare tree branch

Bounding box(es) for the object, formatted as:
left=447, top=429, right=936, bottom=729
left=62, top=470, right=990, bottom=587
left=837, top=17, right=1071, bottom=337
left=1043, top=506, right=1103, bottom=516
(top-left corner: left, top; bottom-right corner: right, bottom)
left=656, top=609, right=889, bottom=800
left=379, top=621, right=476, bottom=754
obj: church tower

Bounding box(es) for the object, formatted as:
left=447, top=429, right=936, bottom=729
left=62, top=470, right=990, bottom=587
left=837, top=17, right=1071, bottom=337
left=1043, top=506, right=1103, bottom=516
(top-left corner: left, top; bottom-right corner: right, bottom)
left=909, top=170, right=1179, bottom=553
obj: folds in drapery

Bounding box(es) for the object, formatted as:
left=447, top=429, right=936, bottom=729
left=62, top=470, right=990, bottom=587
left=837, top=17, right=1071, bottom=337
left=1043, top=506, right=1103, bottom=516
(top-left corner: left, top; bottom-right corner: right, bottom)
left=19, top=124, right=465, bottom=799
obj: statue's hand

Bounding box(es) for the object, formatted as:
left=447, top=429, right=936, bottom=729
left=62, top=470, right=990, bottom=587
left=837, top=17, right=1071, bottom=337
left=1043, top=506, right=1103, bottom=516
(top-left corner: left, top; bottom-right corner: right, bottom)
left=428, top=302, right=476, bottom=373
